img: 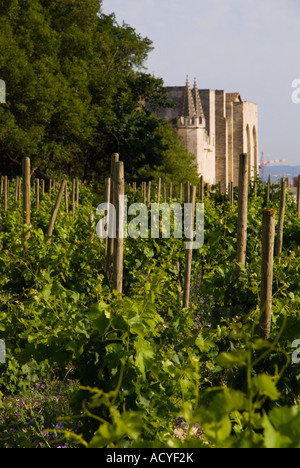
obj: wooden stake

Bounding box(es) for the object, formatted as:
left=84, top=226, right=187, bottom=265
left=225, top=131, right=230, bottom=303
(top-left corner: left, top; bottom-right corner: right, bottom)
left=173, top=184, right=176, bottom=200
left=106, top=154, right=119, bottom=279
left=4, top=176, right=8, bottom=211
left=183, top=185, right=196, bottom=309
left=157, top=178, right=161, bottom=204
left=104, top=177, right=111, bottom=255
left=22, top=158, right=31, bottom=242
left=112, top=161, right=124, bottom=297
left=147, top=181, right=152, bottom=207
left=259, top=208, right=276, bottom=340
left=65, top=182, right=69, bottom=214
left=72, top=179, right=76, bottom=218
left=15, top=176, right=19, bottom=202
left=76, top=179, right=79, bottom=207
left=185, top=181, right=190, bottom=203
left=47, top=180, right=67, bottom=240
left=275, top=178, right=286, bottom=257
left=266, top=184, right=270, bottom=203
left=199, top=176, right=204, bottom=203
left=18, top=178, right=22, bottom=200
left=236, top=154, right=249, bottom=267
left=36, top=179, right=40, bottom=209
left=142, top=181, right=146, bottom=205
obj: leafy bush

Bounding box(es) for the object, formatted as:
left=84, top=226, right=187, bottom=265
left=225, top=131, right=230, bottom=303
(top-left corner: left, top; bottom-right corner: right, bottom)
left=0, top=178, right=300, bottom=448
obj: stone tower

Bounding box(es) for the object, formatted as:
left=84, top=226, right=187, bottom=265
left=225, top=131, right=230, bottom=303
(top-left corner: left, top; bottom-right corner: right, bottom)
left=156, top=76, right=258, bottom=190
left=175, top=77, right=215, bottom=184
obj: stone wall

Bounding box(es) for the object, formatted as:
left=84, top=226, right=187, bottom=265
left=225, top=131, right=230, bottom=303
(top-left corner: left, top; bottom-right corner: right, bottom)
left=155, top=80, right=258, bottom=189
left=215, top=91, right=228, bottom=192
left=232, top=101, right=258, bottom=186
left=177, top=117, right=215, bottom=184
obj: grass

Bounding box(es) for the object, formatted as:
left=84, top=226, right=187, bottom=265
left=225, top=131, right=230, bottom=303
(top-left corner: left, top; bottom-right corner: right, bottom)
left=0, top=369, right=82, bottom=448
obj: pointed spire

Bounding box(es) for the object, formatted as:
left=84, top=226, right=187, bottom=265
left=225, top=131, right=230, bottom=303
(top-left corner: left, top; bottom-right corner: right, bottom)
left=181, top=75, right=196, bottom=117
left=193, top=78, right=205, bottom=119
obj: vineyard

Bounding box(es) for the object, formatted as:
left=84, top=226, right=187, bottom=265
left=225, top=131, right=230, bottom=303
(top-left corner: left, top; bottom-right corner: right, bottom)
left=0, top=154, right=300, bottom=449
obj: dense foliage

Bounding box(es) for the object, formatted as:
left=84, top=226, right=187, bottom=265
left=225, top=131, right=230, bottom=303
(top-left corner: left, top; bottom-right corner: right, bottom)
left=0, top=178, right=300, bottom=448
left=0, top=0, right=198, bottom=185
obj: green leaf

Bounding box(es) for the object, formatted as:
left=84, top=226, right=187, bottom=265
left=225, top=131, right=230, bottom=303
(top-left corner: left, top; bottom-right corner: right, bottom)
left=252, top=374, right=280, bottom=401
left=252, top=339, right=272, bottom=351
left=216, top=350, right=249, bottom=369
left=262, top=413, right=284, bottom=448
left=263, top=406, right=300, bottom=448
left=41, top=284, right=52, bottom=300
left=75, top=322, right=90, bottom=339
left=134, top=338, right=155, bottom=378
left=70, top=291, right=80, bottom=303
left=195, top=331, right=216, bottom=353
left=211, top=389, right=247, bottom=413
left=66, top=341, right=84, bottom=358
left=262, top=407, right=300, bottom=448
left=162, top=359, right=176, bottom=378
left=93, top=315, right=110, bottom=335
left=35, top=228, right=45, bottom=241
left=88, top=303, right=110, bottom=320
left=88, top=303, right=110, bottom=335
left=202, top=413, right=232, bottom=444
left=180, top=377, right=197, bottom=402
left=128, top=316, right=148, bottom=337
left=89, top=411, right=143, bottom=448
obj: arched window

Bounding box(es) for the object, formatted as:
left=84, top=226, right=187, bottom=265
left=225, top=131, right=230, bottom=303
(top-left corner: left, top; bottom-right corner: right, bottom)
left=246, top=124, right=251, bottom=179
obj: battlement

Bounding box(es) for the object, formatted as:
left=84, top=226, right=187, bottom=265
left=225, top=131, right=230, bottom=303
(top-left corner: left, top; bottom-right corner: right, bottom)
left=177, top=116, right=204, bottom=127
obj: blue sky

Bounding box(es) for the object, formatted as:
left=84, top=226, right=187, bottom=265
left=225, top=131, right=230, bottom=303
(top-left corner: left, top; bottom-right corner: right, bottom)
left=102, top=0, right=300, bottom=167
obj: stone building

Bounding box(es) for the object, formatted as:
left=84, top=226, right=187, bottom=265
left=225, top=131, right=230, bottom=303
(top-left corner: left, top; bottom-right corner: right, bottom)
left=156, top=76, right=258, bottom=190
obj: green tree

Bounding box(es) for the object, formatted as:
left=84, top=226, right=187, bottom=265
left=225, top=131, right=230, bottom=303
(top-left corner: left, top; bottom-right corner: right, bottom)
left=0, top=0, right=99, bottom=177
left=0, top=0, right=195, bottom=185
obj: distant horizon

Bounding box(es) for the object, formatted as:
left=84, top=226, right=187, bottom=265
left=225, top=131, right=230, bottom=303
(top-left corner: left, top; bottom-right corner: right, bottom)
left=261, top=163, right=300, bottom=182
